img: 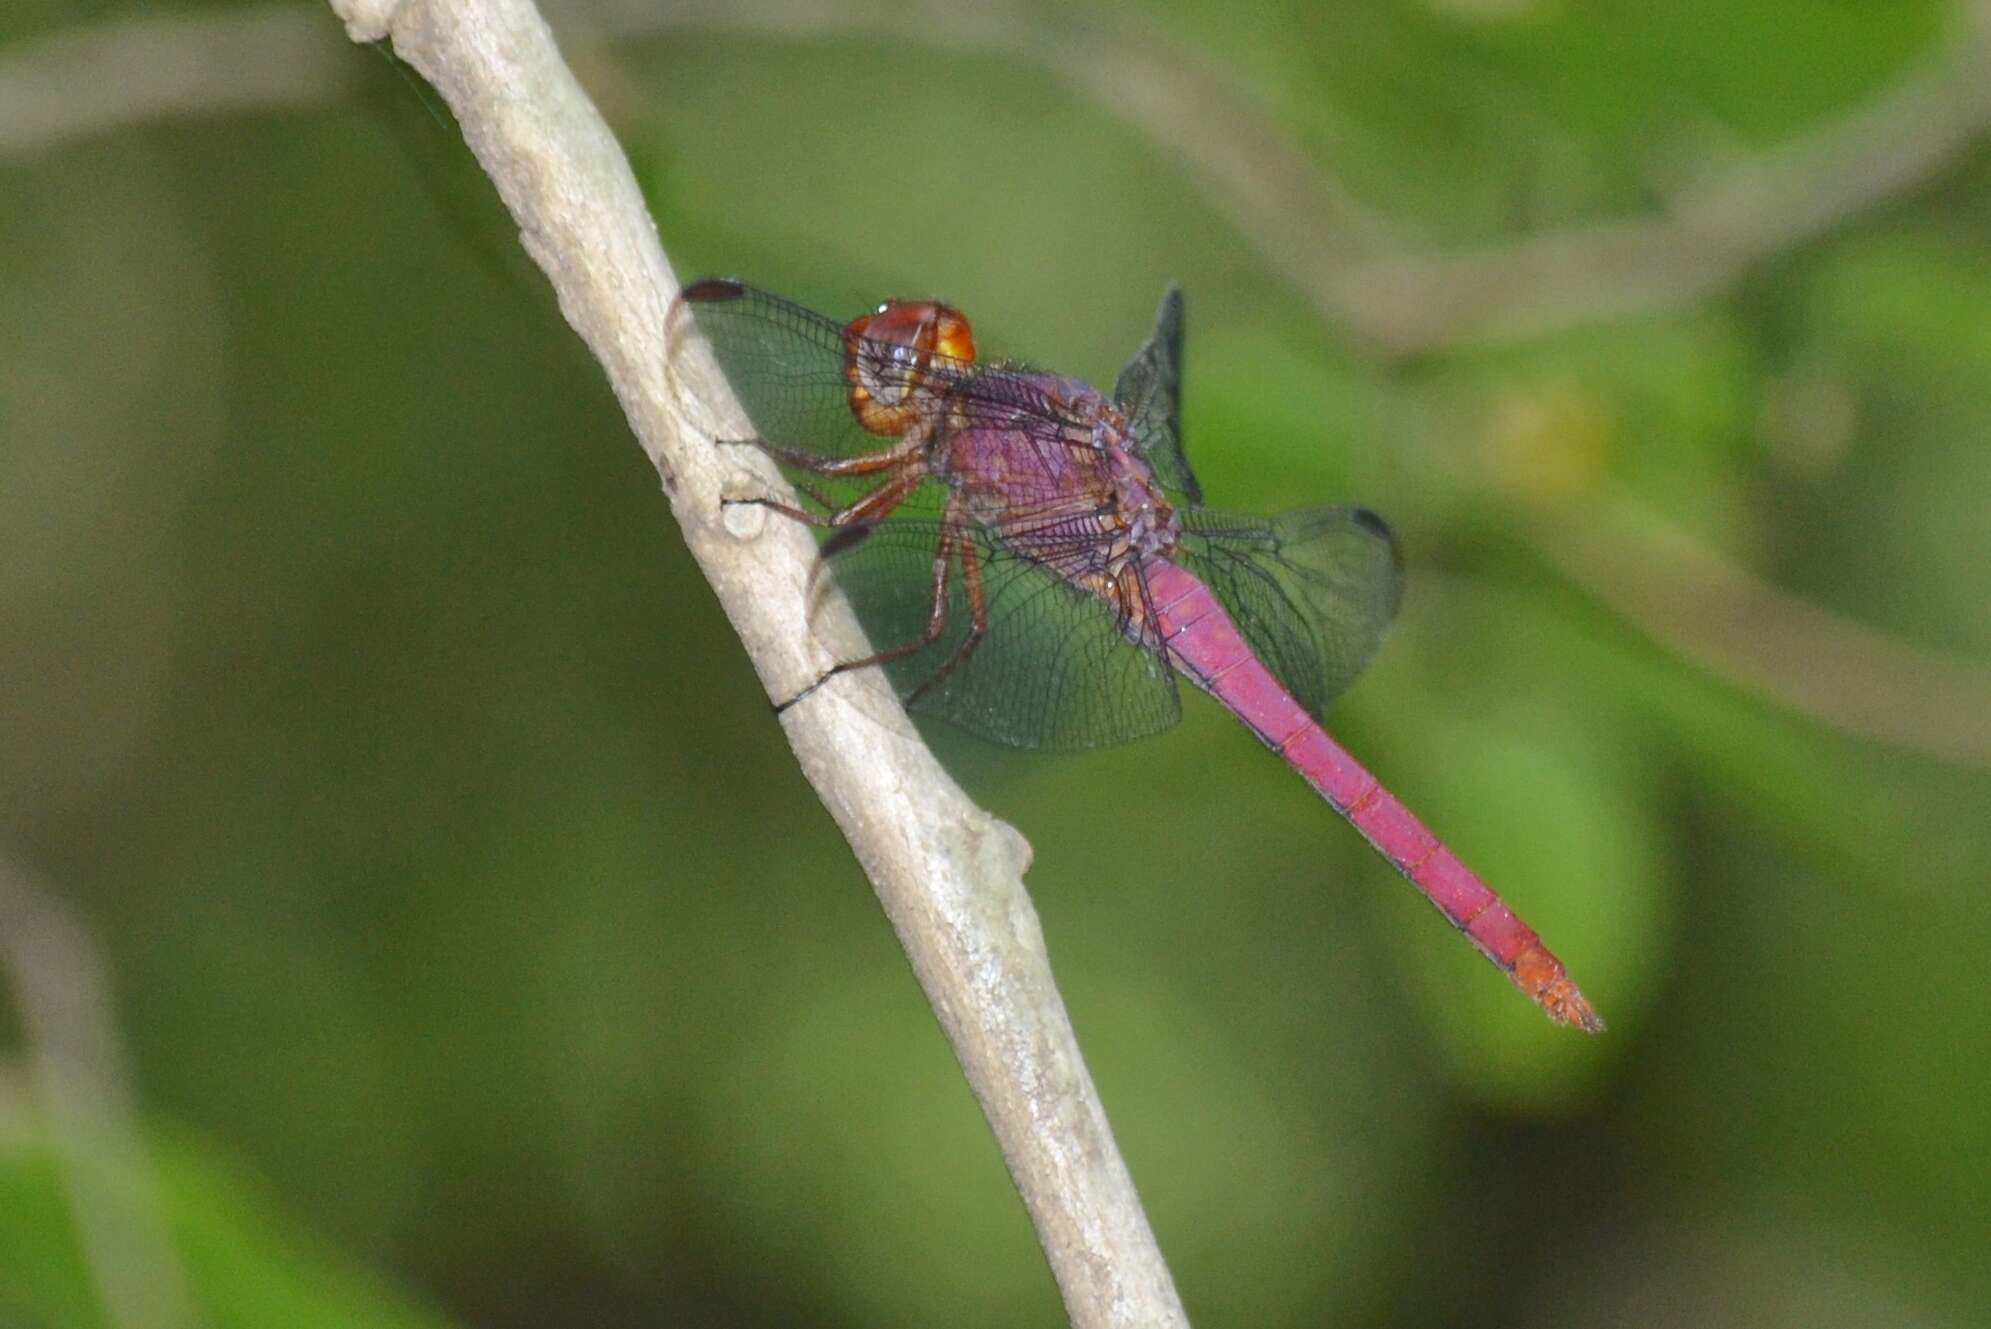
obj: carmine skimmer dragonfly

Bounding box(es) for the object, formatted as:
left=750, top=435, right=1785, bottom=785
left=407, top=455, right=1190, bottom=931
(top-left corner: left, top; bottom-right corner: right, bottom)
left=666, top=277, right=1602, bottom=1031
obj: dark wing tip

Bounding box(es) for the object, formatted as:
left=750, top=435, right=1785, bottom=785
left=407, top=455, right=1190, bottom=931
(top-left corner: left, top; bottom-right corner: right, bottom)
left=1153, top=286, right=1184, bottom=353
left=1349, top=507, right=1402, bottom=566
left=1349, top=506, right=1390, bottom=539
left=818, top=523, right=875, bottom=561
left=680, top=277, right=748, bottom=303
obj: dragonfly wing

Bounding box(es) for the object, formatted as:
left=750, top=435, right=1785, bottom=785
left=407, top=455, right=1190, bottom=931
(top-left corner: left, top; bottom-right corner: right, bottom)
left=1176, top=506, right=1403, bottom=719
left=666, top=278, right=918, bottom=461
left=1112, top=286, right=1203, bottom=505
left=818, top=523, right=1182, bottom=751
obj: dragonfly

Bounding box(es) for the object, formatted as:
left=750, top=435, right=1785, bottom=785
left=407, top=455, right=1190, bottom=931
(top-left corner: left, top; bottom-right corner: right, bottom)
left=666, top=277, right=1602, bottom=1031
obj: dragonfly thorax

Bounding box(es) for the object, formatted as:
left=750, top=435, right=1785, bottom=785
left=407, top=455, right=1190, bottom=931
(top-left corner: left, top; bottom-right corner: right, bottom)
left=1100, top=405, right=1181, bottom=564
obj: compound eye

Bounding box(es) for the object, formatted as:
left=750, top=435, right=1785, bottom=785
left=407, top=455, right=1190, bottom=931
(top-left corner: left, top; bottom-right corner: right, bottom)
left=927, top=307, right=976, bottom=364
left=842, top=300, right=977, bottom=436
left=854, top=337, right=922, bottom=407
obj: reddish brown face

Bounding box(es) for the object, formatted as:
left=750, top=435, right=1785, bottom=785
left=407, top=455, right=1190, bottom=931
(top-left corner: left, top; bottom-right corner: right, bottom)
left=842, top=300, right=978, bottom=436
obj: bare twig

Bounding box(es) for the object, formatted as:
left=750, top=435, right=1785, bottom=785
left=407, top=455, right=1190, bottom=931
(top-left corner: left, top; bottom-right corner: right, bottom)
left=321, top=0, right=1184, bottom=1324
left=0, top=853, right=199, bottom=1329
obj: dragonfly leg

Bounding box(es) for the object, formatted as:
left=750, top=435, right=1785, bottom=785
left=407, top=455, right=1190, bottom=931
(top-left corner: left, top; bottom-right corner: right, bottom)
left=724, top=477, right=836, bottom=513
left=904, top=510, right=990, bottom=707
left=776, top=516, right=964, bottom=713
left=734, top=461, right=929, bottom=531
left=745, top=427, right=931, bottom=477
left=830, top=527, right=961, bottom=675
left=724, top=496, right=829, bottom=527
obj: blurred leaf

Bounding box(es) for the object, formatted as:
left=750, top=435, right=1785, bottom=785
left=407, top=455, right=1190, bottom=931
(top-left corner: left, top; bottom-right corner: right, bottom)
left=0, top=1121, right=462, bottom=1329
left=1799, top=226, right=1991, bottom=381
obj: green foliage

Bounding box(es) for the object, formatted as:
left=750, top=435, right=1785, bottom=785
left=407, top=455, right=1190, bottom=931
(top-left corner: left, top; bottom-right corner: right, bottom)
left=3, top=1, right=1988, bottom=1327
left=0, top=1124, right=461, bottom=1329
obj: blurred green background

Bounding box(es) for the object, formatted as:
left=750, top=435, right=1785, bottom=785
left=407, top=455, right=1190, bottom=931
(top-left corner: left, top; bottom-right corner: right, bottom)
left=4, top=1, right=1990, bottom=1326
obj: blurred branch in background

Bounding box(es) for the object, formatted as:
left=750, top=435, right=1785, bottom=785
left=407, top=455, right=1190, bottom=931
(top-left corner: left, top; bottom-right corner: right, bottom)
left=1538, top=493, right=1991, bottom=769
left=16, top=0, right=1991, bottom=353
left=0, top=852, right=198, bottom=1329
left=1326, top=0, right=1991, bottom=355
left=313, top=1, right=1188, bottom=1325
left=1397, top=377, right=1991, bottom=769
left=0, top=6, right=355, bottom=157
left=583, top=0, right=1991, bottom=354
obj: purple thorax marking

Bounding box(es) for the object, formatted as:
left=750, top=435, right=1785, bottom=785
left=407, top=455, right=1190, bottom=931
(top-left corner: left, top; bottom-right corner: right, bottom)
left=945, top=373, right=1179, bottom=590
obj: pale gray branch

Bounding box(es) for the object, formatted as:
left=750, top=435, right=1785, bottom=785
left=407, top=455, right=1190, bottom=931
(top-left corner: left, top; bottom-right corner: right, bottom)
left=321, top=0, right=1185, bottom=1324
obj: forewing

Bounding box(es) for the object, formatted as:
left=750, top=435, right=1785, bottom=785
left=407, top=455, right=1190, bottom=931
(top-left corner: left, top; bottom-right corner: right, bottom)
left=665, top=279, right=939, bottom=461
left=1177, top=506, right=1403, bottom=719
left=1111, top=286, right=1203, bottom=504
left=817, top=523, right=1182, bottom=751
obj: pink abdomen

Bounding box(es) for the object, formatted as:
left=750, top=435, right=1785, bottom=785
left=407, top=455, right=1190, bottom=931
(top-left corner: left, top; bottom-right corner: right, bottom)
left=1141, top=557, right=1601, bottom=1030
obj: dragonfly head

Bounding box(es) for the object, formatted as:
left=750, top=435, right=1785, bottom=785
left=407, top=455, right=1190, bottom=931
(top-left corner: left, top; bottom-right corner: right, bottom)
left=843, top=299, right=978, bottom=436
